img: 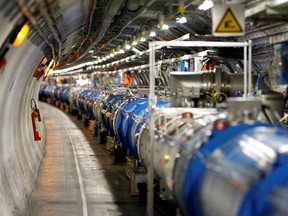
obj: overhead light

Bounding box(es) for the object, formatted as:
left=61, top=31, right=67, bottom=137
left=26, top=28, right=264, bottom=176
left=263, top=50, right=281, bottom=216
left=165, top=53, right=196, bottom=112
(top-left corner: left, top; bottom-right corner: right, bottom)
left=89, top=50, right=94, bottom=53
left=132, top=35, right=139, bottom=46
left=110, top=53, right=115, bottom=57
left=132, top=48, right=142, bottom=55
left=119, top=49, right=125, bottom=54
left=125, top=44, right=131, bottom=50
left=161, top=24, right=169, bottom=30
left=140, top=37, right=146, bottom=42
left=102, top=57, right=107, bottom=61
left=176, top=16, right=187, bottom=24
left=12, top=24, right=30, bottom=47
left=92, top=56, right=98, bottom=59
left=198, top=0, right=214, bottom=11
left=106, top=55, right=111, bottom=59
left=149, top=31, right=156, bottom=37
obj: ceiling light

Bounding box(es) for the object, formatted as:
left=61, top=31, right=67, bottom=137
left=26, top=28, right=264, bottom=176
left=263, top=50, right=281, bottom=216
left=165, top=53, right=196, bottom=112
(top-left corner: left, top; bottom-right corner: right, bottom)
left=110, top=53, right=115, bottom=57
left=119, top=49, right=125, bottom=54
left=149, top=31, right=156, bottom=37
left=132, top=36, right=139, bottom=46
left=92, top=56, right=98, bottom=59
left=12, top=24, right=30, bottom=47
left=176, top=16, right=187, bottom=24
left=198, top=0, right=214, bottom=11
left=125, top=44, right=131, bottom=50
left=89, top=50, right=94, bottom=53
left=132, top=48, right=142, bottom=55
left=140, top=37, right=146, bottom=42
left=161, top=24, right=169, bottom=30
left=102, top=57, right=107, bottom=61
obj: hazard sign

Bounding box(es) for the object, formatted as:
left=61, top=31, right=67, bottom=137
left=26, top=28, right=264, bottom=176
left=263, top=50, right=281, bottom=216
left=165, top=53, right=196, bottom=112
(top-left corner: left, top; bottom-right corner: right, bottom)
left=212, top=5, right=245, bottom=36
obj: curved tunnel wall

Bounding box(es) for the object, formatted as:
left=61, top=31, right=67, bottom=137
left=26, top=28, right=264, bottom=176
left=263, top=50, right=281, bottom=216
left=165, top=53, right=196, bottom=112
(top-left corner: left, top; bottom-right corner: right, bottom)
left=0, top=19, right=45, bottom=215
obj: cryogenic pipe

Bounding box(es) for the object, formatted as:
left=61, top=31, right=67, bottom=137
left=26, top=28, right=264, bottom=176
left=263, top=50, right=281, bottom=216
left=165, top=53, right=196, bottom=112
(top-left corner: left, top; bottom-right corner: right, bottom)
left=39, top=86, right=288, bottom=216
left=138, top=106, right=288, bottom=216
left=170, top=67, right=258, bottom=107
left=138, top=108, right=219, bottom=194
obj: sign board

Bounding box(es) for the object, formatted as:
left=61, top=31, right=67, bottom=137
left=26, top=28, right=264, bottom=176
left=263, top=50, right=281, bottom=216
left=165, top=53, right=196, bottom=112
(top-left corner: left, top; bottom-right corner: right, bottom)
left=212, top=4, right=245, bottom=36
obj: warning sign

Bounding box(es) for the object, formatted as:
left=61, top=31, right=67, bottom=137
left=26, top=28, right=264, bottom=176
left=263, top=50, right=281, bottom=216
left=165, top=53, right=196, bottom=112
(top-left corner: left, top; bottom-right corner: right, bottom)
left=216, top=8, right=243, bottom=32
left=212, top=5, right=245, bottom=36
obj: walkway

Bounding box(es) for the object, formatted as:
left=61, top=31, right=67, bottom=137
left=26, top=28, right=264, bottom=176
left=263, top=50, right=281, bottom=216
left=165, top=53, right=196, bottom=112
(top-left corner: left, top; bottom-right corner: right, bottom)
left=27, top=102, right=149, bottom=216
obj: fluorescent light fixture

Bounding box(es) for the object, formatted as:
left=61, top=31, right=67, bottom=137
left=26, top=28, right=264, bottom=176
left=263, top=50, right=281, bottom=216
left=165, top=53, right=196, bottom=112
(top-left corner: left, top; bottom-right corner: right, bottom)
left=92, top=56, right=98, bottom=59
left=110, top=53, right=115, bottom=57
left=89, top=50, right=94, bottom=53
left=140, top=37, right=146, bottom=42
left=125, top=44, right=131, bottom=50
left=149, top=31, right=156, bottom=37
left=102, top=57, right=107, bottom=61
left=132, top=48, right=142, bottom=55
left=119, top=49, right=125, bottom=54
left=13, top=24, right=30, bottom=47
left=161, top=24, right=169, bottom=30
left=198, top=0, right=214, bottom=11
left=132, top=41, right=138, bottom=46
left=176, top=16, right=187, bottom=24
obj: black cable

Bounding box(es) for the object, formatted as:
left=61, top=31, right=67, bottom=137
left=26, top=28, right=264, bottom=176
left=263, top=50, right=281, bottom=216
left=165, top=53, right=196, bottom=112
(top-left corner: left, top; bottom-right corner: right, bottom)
left=30, top=98, right=37, bottom=110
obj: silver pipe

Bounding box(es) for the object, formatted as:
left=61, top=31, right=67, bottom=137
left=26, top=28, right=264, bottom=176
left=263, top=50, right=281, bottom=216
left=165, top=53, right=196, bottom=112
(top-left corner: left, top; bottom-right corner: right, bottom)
left=38, top=0, right=62, bottom=63
left=248, top=40, right=252, bottom=95
left=244, top=45, right=247, bottom=96
left=148, top=41, right=156, bottom=216
left=17, top=0, right=57, bottom=61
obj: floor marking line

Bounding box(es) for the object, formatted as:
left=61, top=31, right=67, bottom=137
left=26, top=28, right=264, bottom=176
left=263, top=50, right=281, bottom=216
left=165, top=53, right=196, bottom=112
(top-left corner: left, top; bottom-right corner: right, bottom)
left=64, top=126, right=88, bottom=216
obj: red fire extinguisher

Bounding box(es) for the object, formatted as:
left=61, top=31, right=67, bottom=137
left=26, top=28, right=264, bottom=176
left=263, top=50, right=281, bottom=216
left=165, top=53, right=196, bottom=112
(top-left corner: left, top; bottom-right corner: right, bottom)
left=31, top=98, right=41, bottom=141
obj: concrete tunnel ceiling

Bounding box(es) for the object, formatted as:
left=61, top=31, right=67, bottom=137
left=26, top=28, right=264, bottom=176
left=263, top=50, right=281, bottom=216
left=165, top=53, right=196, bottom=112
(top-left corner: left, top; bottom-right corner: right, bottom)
left=2, top=0, right=288, bottom=72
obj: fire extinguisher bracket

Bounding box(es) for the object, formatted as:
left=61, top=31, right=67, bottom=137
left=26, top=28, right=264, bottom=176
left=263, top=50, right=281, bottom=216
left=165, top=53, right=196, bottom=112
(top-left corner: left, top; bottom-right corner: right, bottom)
left=31, top=98, right=41, bottom=121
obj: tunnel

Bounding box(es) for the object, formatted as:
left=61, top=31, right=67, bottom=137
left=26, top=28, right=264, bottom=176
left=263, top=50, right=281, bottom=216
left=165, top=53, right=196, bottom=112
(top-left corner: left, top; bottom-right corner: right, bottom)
left=1, top=0, right=288, bottom=216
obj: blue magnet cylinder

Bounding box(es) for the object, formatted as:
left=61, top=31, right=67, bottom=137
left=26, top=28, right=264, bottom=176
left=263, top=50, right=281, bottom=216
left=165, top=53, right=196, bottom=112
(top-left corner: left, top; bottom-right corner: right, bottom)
left=183, top=123, right=288, bottom=216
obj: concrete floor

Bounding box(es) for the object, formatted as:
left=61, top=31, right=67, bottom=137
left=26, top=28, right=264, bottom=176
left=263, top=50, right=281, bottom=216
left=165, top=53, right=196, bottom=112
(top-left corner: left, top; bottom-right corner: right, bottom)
left=27, top=102, right=175, bottom=216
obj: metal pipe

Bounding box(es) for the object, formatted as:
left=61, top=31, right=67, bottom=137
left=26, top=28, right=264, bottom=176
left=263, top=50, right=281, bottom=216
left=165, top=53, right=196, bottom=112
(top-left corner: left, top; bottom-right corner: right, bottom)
left=248, top=40, right=252, bottom=95
left=38, top=0, right=62, bottom=63
left=151, top=41, right=249, bottom=48
left=91, top=0, right=157, bottom=55
left=17, top=0, right=57, bottom=61
left=73, top=0, right=96, bottom=57
left=148, top=41, right=156, bottom=216
left=244, top=45, right=247, bottom=97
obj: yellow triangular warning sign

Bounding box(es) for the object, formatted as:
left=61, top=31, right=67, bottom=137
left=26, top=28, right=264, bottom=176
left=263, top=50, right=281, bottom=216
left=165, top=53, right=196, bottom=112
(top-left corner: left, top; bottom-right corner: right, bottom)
left=216, top=8, right=243, bottom=33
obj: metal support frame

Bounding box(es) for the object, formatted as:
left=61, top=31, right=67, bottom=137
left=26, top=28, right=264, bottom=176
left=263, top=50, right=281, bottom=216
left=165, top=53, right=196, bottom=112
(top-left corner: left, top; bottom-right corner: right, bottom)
left=147, top=40, right=252, bottom=216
